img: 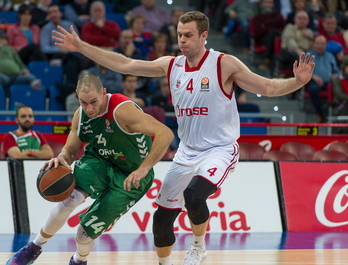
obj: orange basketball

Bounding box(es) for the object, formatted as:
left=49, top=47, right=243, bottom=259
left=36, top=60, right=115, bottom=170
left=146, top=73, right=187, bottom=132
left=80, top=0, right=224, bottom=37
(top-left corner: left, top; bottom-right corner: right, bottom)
left=37, top=165, right=75, bottom=202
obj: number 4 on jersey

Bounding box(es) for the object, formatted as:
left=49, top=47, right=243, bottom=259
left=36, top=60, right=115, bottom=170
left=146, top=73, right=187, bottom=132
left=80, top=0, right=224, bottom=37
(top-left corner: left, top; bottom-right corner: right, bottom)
left=207, top=167, right=217, bottom=177
left=186, top=79, right=194, bottom=94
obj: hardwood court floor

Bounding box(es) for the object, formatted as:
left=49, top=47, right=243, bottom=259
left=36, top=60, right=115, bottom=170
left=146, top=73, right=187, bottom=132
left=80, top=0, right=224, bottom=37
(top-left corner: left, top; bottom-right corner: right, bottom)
left=1, top=232, right=348, bottom=265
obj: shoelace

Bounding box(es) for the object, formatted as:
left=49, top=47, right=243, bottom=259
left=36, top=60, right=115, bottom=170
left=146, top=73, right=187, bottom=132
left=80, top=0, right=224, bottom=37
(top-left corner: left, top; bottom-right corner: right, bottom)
left=15, top=245, right=41, bottom=263
left=183, top=248, right=202, bottom=263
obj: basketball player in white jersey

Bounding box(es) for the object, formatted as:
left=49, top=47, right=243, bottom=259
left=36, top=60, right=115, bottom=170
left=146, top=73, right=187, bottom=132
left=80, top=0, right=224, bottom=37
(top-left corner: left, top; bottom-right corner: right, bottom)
left=52, top=11, right=315, bottom=265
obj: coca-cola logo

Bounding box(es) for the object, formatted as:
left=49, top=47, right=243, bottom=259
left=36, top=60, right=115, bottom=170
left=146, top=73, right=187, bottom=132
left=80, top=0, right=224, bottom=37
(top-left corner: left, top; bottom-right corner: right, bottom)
left=315, top=170, right=348, bottom=227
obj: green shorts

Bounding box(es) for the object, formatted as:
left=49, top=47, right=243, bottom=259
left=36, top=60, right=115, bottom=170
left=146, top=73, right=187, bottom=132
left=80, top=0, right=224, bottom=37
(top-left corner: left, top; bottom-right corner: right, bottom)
left=73, top=151, right=154, bottom=239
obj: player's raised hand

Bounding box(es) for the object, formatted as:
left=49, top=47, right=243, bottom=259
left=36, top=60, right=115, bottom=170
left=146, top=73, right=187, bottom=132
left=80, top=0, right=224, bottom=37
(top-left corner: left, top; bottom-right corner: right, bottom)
left=293, top=52, right=315, bottom=85
left=52, top=25, right=81, bottom=52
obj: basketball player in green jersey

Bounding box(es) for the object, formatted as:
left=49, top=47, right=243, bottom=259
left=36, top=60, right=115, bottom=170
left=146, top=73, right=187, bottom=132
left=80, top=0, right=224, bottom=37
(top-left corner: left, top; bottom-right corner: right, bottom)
left=6, top=74, right=174, bottom=265
left=1, top=105, right=54, bottom=159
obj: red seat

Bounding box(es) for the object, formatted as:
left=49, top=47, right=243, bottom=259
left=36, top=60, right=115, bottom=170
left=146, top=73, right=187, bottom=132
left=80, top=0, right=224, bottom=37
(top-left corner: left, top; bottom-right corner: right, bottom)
left=262, top=150, right=297, bottom=161
left=279, top=142, right=315, bottom=160
left=312, top=150, right=348, bottom=161
left=143, top=106, right=166, bottom=124
left=328, top=141, right=348, bottom=157
left=273, top=36, right=293, bottom=78
left=47, top=141, right=65, bottom=157
left=248, top=16, right=267, bottom=64
left=239, top=142, right=266, bottom=160
left=75, top=143, right=88, bottom=159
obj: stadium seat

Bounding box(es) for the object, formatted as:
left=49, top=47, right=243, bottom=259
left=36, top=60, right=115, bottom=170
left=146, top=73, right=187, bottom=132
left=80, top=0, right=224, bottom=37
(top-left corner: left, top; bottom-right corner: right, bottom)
left=0, top=11, right=19, bottom=24
left=262, top=150, right=297, bottom=161
left=28, top=61, right=63, bottom=89
left=248, top=16, right=267, bottom=65
left=0, top=85, right=6, bottom=110
left=312, top=150, right=348, bottom=161
left=328, top=141, right=348, bottom=157
left=279, top=142, right=315, bottom=160
left=143, top=105, right=166, bottom=124
left=239, top=142, right=266, bottom=160
left=47, top=141, right=65, bottom=157
left=9, top=84, right=46, bottom=111
left=105, top=12, right=128, bottom=30
left=162, top=147, right=176, bottom=160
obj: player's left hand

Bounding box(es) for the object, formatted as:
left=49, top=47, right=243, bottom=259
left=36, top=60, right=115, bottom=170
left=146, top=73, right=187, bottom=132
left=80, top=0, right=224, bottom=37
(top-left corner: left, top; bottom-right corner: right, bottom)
left=293, top=52, right=315, bottom=85
left=124, top=168, right=148, bottom=191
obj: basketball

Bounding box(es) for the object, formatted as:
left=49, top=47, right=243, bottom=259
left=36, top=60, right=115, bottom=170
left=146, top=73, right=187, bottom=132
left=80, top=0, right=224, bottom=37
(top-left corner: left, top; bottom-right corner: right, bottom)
left=37, top=165, right=75, bottom=202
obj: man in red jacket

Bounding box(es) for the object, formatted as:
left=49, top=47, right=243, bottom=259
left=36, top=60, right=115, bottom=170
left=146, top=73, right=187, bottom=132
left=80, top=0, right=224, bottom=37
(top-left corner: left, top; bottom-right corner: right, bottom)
left=81, top=1, right=121, bottom=49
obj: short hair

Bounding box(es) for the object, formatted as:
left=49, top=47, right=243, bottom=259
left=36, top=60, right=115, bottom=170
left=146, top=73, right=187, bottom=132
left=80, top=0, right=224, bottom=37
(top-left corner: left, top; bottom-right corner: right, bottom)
left=76, top=74, right=104, bottom=94
left=179, top=11, right=209, bottom=35
left=129, top=14, right=146, bottom=28
left=122, top=74, right=137, bottom=82
left=90, top=1, right=105, bottom=13
left=18, top=4, right=32, bottom=15
left=16, top=105, right=32, bottom=117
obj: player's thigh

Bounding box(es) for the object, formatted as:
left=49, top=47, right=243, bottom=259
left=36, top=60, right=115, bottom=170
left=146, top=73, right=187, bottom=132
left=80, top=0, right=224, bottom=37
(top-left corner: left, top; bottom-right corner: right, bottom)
left=197, top=149, right=238, bottom=185
left=73, top=154, right=109, bottom=196
left=156, top=162, right=195, bottom=210
left=80, top=167, right=153, bottom=238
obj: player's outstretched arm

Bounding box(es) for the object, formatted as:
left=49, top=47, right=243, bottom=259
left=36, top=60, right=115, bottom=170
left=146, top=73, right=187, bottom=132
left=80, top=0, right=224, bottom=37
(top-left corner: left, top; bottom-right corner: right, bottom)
left=225, top=53, right=315, bottom=97
left=52, top=25, right=170, bottom=77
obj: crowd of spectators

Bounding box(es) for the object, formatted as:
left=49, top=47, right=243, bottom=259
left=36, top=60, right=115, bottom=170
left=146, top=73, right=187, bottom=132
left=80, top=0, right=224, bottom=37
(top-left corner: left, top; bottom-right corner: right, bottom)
left=2, top=0, right=348, bottom=136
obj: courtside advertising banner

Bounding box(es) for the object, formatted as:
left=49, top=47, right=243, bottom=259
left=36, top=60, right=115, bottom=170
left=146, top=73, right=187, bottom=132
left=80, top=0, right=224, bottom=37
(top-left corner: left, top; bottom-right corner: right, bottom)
left=0, top=161, right=14, bottom=233
left=24, top=161, right=282, bottom=233
left=280, top=161, right=348, bottom=231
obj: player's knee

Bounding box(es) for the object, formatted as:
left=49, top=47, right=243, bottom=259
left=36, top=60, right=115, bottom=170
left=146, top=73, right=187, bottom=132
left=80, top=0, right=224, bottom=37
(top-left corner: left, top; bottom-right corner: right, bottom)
left=184, top=187, right=209, bottom=223
left=153, top=207, right=180, bottom=247
left=62, top=189, right=85, bottom=209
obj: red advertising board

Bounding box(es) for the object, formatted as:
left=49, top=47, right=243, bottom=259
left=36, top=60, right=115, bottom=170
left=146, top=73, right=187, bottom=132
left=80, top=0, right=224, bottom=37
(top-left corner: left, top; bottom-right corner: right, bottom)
left=280, top=161, right=348, bottom=231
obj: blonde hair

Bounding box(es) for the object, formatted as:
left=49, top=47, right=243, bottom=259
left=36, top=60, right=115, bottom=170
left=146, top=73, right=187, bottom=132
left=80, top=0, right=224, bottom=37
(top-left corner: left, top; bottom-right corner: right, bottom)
left=76, top=74, right=103, bottom=94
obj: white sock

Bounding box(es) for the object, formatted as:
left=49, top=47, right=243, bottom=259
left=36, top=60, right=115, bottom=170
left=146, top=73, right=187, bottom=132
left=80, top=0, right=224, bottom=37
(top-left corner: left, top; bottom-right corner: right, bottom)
left=33, top=232, right=50, bottom=248
left=42, top=190, right=85, bottom=235
left=192, top=234, right=205, bottom=248
left=158, top=255, right=171, bottom=265
left=75, top=225, right=95, bottom=262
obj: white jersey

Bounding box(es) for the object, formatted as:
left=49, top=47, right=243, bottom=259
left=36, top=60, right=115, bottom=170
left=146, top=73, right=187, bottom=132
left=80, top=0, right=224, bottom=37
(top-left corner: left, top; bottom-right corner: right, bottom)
left=168, top=50, right=240, bottom=153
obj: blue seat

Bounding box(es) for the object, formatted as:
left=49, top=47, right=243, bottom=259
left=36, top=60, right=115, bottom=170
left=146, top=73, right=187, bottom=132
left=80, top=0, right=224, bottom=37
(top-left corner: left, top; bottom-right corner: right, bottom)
left=28, top=61, right=63, bottom=89
left=9, top=84, right=46, bottom=111
left=104, top=2, right=114, bottom=12
left=0, top=86, right=6, bottom=110
left=0, top=11, right=19, bottom=24
left=106, top=12, right=128, bottom=30
left=47, top=85, right=67, bottom=121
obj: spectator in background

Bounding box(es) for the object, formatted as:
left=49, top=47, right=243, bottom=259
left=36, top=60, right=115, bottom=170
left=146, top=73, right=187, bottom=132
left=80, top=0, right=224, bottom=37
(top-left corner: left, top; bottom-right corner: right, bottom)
left=286, top=0, right=316, bottom=32
left=129, top=14, right=153, bottom=60
left=64, top=0, right=91, bottom=30
left=223, top=0, right=258, bottom=55
left=81, top=1, right=121, bottom=49
left=31, top=0, right=52, bottom=28
left=87, top=63, right=123, bottom=93
left=308, top=35, right=339, bottom=122
left=0, top=31, right=41, bottom=92
left=1, top=105, right=54, bottom=158
left=41, top=4, right=92, bottom=85
left=159, top=7, right=185, bottom=53
left=279, top=11, right=314, bottom=71
left=130, top=0, right=169, bottom=34
left=252, top=0, right=285, bottom=70
left=121, top=74, right=146, bottom=108
left=319, top=13, right=348, bottom=54
left=147, top=33, right=171, bottom=61
left=7, top=4, right=47, bottom=65
left=114, top=29, right=142, bottom=59
left=110, top=0, right=140, bottom=14
left=0, top=0, right=12, bottom=11
left=333, top=58, right=348, bottom=117
left=328, top=0, right=348, bottom=30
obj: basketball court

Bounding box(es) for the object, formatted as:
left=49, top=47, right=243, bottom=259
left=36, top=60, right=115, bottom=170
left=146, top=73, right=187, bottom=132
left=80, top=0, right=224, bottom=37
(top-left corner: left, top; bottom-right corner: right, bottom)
left=1, top=232, right=348, bottom=264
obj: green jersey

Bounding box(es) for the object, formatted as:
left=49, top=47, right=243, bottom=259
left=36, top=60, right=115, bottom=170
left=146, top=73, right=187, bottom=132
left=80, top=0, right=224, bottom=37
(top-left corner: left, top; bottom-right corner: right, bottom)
left=77, top=93, right=153, bottom=175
